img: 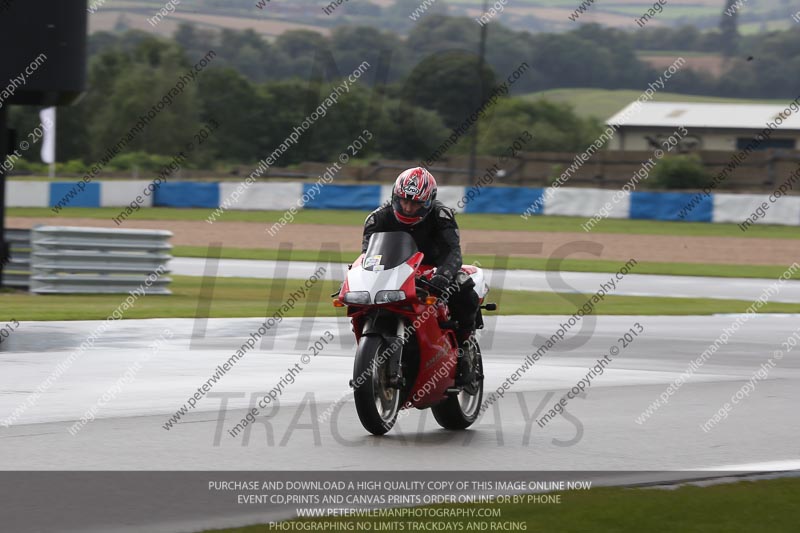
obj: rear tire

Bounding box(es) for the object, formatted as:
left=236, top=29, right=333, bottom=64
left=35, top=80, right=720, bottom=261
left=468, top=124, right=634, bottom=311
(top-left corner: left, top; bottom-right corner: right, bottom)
left=431, top=339, right=484, bottom=430
left=353, top=335, right=400, bottom=435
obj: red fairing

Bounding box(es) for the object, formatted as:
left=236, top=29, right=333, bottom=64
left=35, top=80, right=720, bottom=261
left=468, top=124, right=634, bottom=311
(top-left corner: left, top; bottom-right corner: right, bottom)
left=337, top=253, right=364, bottom=302
left=335, top=229, right=489, bottom=435
left=404, top=299, right=457, bottom=409
left=341, top=252, right=459, bottom=410
left=398, top=262, right=458, bottom=408
left=400, top=252, right=425, bottom=299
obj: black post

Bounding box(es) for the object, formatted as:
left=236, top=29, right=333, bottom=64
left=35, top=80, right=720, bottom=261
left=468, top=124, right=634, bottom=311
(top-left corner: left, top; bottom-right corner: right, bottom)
left=0, top=0, right=89, bottom=288
left=468, top=0, right=489, bottom=188
left=0, top=106, right=8, bottom=287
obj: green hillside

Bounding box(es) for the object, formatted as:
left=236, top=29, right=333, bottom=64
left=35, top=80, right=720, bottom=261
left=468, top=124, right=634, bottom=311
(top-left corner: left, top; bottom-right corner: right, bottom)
left=90, top=0, right=792, bottom=34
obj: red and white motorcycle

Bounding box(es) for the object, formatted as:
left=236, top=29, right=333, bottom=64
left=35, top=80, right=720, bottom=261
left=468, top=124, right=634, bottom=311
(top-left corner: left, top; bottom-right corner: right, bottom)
left=333, top=231, right=495, bottom=435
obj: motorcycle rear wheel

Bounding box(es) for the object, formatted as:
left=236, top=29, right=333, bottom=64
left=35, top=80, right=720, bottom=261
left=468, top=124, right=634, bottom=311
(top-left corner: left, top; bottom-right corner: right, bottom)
left=431, top=338, right=484, bottom=430
left=353, top=335, right=400, bottom=435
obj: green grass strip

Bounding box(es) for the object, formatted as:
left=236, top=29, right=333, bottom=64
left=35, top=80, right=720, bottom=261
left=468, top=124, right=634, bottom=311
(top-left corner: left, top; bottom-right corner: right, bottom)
left=202, top=477, right=800, bottom=533
left=4, top=276, right=800, bottom=321
left=8, top=207, right=800, bottom=239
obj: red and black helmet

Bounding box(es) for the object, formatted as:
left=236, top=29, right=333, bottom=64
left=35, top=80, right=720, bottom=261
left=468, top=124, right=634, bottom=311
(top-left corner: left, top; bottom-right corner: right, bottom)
left=391, top=167, right=438, bottom=225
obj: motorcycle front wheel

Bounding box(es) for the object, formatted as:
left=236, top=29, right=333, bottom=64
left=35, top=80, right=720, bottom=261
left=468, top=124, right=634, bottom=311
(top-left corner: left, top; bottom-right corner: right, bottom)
left=353, top=335, right=400, bottom=435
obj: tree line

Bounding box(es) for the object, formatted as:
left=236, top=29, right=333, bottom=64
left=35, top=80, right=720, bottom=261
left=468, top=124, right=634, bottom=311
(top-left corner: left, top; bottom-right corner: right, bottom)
left=7, top=16, right=800, bottom=172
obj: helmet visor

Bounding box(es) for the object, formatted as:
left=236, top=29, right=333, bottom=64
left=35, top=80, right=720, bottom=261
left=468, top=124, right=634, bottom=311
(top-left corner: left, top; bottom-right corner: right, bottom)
left=395, top=197, right=426, bottom=217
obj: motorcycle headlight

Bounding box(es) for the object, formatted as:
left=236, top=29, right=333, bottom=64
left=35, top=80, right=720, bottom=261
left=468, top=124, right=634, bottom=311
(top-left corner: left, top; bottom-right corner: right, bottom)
left=374, top=290, right=406, bottom=304
left=343, top=291, right=371, bottom=305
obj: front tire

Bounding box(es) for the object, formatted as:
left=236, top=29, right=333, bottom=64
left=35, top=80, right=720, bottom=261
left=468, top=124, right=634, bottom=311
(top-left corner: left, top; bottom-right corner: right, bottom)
left=353, top=335, right=400, bottom=435
left=431, top=338, right=484, bottom=430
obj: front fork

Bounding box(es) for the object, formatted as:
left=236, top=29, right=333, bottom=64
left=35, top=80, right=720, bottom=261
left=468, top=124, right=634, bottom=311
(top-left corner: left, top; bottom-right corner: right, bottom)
left=387, top=319, right=406, bottom=388
left=357, top=311, right=407, bottom=389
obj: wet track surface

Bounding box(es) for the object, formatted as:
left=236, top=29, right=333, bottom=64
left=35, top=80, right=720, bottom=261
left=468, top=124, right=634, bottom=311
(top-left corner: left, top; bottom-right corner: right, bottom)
left=2, top=314, right=799, bottom=532
left=2, top=315, right=798, bottom=471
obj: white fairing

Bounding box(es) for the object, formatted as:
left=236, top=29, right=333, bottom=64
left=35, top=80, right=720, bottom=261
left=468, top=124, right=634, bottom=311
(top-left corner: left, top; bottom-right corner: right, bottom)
left=469, top=267, right=489, bottom=299
left=347, top=262, right=414, bottom=300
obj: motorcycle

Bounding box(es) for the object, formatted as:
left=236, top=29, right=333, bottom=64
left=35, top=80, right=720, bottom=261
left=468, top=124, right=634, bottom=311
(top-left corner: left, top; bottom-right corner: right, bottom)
left=333, top=231, right=496, bottom=435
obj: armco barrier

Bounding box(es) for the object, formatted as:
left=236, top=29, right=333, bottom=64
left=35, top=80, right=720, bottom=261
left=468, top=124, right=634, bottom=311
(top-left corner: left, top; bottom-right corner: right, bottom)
left=7, top=180, right=800, bottom=226
left=1, top=229, right=32, bottom=289
left=29, top=226, right=172, bottom=294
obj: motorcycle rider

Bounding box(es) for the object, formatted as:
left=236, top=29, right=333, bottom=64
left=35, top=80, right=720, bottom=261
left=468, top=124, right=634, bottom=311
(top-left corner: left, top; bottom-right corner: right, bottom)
left=361, top=167, right=480, bottom=387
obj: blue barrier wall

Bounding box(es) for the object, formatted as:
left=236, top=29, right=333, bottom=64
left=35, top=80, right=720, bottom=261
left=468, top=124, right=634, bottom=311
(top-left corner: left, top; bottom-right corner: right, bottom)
left=630, top=192, right=713, bottom=222
left=463, top=186, right=544, bottom=215
left=49, top=182, right=101, bottom=208
left=12, top=180, right=800, bottom=227
left=302, top=184, right=381, bottom=210
left=154, top=182, right=220, bottom=208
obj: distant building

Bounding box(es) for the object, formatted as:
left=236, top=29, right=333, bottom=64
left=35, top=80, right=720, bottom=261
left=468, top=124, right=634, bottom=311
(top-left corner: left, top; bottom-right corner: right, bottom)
left=606, top=102, right=800, bottom=152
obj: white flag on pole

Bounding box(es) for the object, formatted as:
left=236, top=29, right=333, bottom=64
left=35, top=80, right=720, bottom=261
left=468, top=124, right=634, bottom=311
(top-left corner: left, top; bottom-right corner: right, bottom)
left=40, top=107, right=56, bottom=165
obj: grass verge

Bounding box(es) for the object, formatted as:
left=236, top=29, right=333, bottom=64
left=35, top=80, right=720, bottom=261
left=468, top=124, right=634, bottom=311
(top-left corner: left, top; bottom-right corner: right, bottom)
left=8, top=207, right=800, bottom=240
left=202, top=477, right=800, bottom=533
left=4, top=275, right=800, bottom=321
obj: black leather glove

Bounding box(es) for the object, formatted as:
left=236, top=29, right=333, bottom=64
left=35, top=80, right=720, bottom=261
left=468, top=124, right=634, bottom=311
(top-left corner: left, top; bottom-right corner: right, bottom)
left=429, top=273, right=452, bottom=292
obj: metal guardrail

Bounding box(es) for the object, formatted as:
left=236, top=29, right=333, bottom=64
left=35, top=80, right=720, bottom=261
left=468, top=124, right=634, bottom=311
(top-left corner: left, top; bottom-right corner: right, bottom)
left=2, top=229, right=32, bottom=289
left=26, top=226, right=173, bottom=295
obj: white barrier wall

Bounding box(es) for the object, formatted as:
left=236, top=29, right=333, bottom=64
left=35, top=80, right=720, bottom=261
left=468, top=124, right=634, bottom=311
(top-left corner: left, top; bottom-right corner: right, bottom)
left=6, top=179, right=800, bottom=227
left=7, top=181, right=49, bottom=207
left=219, top=182, right=303, bottom=210
left=543, top=187, right=631, bottom=218
left=99, top=181, right=154, bottom=208
left=713, top=193, right=800, bottom=225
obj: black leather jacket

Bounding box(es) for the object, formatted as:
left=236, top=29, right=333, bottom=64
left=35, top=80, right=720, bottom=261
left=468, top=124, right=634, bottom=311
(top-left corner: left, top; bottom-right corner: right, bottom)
left=361, top=201, right=463, bottom=280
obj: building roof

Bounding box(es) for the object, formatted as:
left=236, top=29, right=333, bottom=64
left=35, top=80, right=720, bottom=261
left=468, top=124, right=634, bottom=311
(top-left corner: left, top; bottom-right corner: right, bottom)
left=607, top=101, right=800, bottom=131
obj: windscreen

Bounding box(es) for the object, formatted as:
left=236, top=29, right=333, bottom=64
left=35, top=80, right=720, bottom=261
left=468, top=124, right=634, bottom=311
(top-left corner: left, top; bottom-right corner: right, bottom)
left=362, top=232, right=418, bottom=272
